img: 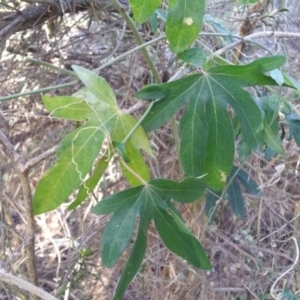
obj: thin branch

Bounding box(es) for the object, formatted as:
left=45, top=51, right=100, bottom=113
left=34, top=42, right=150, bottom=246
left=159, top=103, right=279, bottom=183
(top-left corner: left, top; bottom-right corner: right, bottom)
left=215, top=31, right=300, bottom=57
left=0, top=268, right=59, bottom=300
left=24, top=146, right=56, bottom=171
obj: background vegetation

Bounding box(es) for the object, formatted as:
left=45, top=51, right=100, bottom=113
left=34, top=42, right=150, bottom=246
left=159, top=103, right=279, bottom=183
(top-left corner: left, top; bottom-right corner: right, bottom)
left=1, top=0, right=300, bottom=299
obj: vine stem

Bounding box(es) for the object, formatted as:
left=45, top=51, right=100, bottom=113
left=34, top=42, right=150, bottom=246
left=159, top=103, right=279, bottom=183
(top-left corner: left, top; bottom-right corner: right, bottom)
left=109, top=0, right=183, bottom=176
left=0, top=130, right=38, bottom=300
left=270, top=237, right=299, bottom=300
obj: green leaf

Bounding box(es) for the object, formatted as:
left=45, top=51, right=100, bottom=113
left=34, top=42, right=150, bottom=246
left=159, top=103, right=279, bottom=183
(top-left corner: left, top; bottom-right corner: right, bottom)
left=93, top=186, right=144, bottom=215
left=281, top=290, right=298, bottom=300
left=113, top=141, right=130, bottom=163
left=101, top=206, right=139, bottom=267
left=269, top=69, right=284, bottom=86
left=113, top=216, right=150, bottom=300
left=42, top=95, right=94, bottom=121
left=178, top=48, right=206, bottom=68
left=151, top=177, right=206, bottom=202
left=166, top=0, right=205, bottom=53
left=235, top=167, right=262, bottom=196
left=227, top=176, right=246, bottom=219
left=138, top=57, right=287, bottom=190
left=93, top=178, right=211, bottom=277
left=204, top=15, right=233, bottom=40
left=149, top=11, right=158, bottom=33
left=130, top=0, right=160, bottom=24
left=119, top=142, right=150, bottom=186
left=156, top=8, right=167, bottom=22
left=205, top=190, right=221, bottom=222
left=238, top=139, right=252, bottom=161
left=112, top=113, right=153, bottom=158
left=68, top=155, right=111, bottom=210
left=111, top=114, right=153, bottom=186
left=180, top=98, right=208, bottom=177
left=33, top=125, right=105, bottom=215
left=138, top=75, right=200, bottom=131
left=72, top=65, right=118, bottom=109
left=202, top=103, right=234, bottom=190
left=33, top=67, right=123, bottom=214
left=283, top=73, right=300, bottom=96
left=263, top=123, right=285, bottom=155
left=286, top=113, right=300, bottom=147
left=154, top=206, right=211, bottom=269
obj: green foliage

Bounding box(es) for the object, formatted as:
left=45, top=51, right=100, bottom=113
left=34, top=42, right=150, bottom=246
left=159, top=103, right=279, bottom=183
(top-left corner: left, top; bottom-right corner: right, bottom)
left=33, top=66, right=152, bottom=214
left=166, top=0, right=205, bottom=53
left=137, top=56, right=286, bottom=191
left=93, top=177, right=210, bottom=299
left=29, top=0, right=300, bottom=298
left=130, top=0, right=160, bottom=23
left=178, top=47, right=207, bottom=68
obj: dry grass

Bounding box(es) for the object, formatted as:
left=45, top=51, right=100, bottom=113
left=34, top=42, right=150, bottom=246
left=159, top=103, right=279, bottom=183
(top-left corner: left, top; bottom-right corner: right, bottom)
left=1, top=1, right=300, bottom=300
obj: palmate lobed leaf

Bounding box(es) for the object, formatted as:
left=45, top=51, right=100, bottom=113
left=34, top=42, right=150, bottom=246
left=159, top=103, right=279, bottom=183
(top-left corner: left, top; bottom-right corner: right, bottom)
left=33, top=71, right=140, bottom=214
left=137, top=56, right=286, bottom=190
left=34, top=66, right=154, bottom=214
left=92, top=177, right=210, bottom=299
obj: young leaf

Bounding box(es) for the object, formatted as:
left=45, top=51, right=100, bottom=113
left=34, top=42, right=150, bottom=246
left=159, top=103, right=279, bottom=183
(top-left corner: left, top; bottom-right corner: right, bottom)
left=93, top=178, right=210, bottom=279
left=130, top=0, right=160, bottom=24
left=166, top=0, right=205, bottom=53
